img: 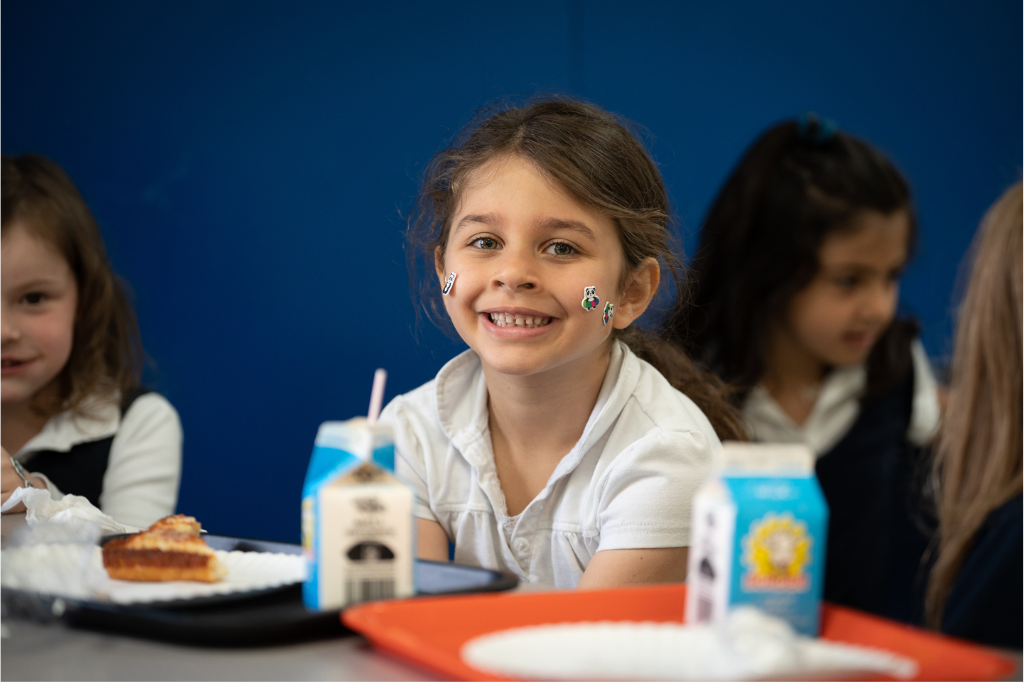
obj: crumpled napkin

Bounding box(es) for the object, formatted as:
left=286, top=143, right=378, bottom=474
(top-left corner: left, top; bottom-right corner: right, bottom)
left=1, top=487, right=139, bottom=536
left=461, top=606, right=918, bottom=680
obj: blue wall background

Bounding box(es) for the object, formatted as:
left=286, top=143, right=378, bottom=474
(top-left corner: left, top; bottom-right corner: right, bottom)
left=3, top=1, right=1020, bottom=542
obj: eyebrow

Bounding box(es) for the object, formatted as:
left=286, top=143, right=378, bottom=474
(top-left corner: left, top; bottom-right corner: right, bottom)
left=452, top=213, right=497, bottom=237
left=10, top=277, right=64, bottom=289
left=539, top=217, right=597, bottom=242
left=451, top=214, right=598, bottom=242
left=820, top=261, right=905, bottom=275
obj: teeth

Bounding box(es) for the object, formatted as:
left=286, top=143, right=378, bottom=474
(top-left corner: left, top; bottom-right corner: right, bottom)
left=488, top=313, right=552, bottom=328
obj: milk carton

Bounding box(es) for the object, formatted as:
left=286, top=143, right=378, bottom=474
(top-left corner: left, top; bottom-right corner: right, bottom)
left=301, top=418, right=414, bottom=610
left=685, top=443, right=828, bottom=636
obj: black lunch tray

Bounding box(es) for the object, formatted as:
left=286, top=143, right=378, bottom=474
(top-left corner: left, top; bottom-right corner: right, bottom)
left=1, top=534, right=518, bottom=646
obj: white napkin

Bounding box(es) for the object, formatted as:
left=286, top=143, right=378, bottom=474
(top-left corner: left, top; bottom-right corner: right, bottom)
left=461, top=606, right=918, bottom=680
left=1, top=487, right=139, bottom=536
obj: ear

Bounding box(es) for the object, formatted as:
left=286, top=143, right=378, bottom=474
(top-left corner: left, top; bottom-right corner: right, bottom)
left=434, top=246, right=446, bottom=287
left=612, top=257, right=660, bottom=329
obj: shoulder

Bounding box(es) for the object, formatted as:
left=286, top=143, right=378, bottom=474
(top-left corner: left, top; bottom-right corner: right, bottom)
left=973, top=494, right=1023, bottom=546
left=594, top=348, right=721, bottom=482
left=624, top=349, right=721, bottom=445
left=381, top=378, right=440, bottom=434
left=380, top=351, right=478, bottom=462
left=382, top=349, right=481, bottom=438
left=121, top=392, right=181, bottom=427
left=114, top=392, right=183, bottom=445
left=907, top=339, right=941, bottom=445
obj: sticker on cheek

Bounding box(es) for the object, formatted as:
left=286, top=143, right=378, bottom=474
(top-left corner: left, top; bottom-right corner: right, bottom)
left=442, top=272, right=457, bottom=296
left=603, top=302, right=615, bottom=325
left=581, top=286, right=600, bottom=311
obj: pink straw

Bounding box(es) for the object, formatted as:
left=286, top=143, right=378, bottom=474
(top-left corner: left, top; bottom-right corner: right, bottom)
left=367, top=368, right=387, bottom=425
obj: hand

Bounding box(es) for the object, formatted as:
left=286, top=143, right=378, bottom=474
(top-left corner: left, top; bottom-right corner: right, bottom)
left=1, top=447, right=44, bottom=513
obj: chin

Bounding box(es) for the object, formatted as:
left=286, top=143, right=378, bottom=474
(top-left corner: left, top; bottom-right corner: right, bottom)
left=478, top=355, right=550, bottom=378
left=1, top=390, right=30, bottom=406
left=828, top=350, right=872, bottom=368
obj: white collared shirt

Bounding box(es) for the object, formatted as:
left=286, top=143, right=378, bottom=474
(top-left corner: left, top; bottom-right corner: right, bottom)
left=742, top=339, right=941, bottom=456
left=380, top=340, right=721, bottom=588
left=16, top=393, right=183, bottom=529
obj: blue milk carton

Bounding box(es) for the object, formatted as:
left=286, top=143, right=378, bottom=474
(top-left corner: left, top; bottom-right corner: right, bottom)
left=301, top=418, right=414, bottom=610
left=685, top=443, right=829, bottom=636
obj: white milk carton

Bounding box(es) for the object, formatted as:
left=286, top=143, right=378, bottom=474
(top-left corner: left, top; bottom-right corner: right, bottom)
left=301, top=418, right=414, bottom=610
left=685, top=443, right=828, bottom=636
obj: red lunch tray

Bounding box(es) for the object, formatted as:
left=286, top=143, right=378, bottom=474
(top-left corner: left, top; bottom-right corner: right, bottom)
left=342, top=583, right=1017, bottom=681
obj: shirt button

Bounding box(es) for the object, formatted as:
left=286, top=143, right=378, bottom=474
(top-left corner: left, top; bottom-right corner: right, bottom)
left=513, top=538, right=529, bottom=553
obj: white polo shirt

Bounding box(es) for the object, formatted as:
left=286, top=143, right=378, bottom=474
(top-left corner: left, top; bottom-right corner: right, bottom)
left=380, top=340, right=721, bottom=588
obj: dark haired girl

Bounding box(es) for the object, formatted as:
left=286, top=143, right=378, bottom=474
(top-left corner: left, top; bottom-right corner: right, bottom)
left=381, top=96, right=745, bottom=589
left=671, top=116, right=940, bottom=621
left=1, top=154, right=182, bottom=529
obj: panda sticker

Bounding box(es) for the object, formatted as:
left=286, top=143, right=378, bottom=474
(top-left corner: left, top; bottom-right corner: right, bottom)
left=603, top=301, right=615, bottom=325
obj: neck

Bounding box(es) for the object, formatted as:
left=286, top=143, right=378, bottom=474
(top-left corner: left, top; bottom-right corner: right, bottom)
left=484, top=341, right=613, bottom=461
left=763, top=322, right=826, bottom=391
left=762, top=323, right=826, bottom=426
left=1, top=400, right=50, bottom=455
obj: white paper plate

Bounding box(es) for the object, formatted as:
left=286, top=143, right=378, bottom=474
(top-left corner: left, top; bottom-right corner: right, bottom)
left=1, top=543, right=307, bottom=605
left=461, top=616, right=918, bottom=680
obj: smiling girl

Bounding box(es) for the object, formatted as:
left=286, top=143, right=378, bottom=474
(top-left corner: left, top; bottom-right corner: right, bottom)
left=381, top=98, right=745, bottom=589
left=670, top=116, right=940, bottom=621
left=1, top=154, right=182, bottom=529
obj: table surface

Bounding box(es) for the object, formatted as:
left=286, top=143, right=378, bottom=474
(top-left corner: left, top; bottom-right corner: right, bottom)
left=1, top=617, right=435, bottom=682
left=0, top=513, right=539, bottom=681
left=2, top=514, right=1020, bottom=682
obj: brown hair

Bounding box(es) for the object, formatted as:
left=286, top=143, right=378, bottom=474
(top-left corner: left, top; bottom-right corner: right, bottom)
left=1, top=154, right=143, bottom=419
left=924, top=182, right=1023, bottom=628
left=407, top=96, right=746, bottom=440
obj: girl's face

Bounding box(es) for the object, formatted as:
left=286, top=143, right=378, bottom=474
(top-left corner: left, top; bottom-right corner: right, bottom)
left=1, top=223, right=78, bottom=407
left=780, top=210, right=910, bottom=372
left=437, top=155, right=655, bottom=379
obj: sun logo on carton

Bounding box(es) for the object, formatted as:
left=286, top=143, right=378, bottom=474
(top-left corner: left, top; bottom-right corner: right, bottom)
left=741, top=513, right=811, bottom=590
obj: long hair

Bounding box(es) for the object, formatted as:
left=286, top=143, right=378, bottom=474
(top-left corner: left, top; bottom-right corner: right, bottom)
left=1, top=154, right=143, bottom=418
left=670, top=117, right=919, bottom=402
left=408, top=96, right=746, bottom=440
left=925, top=182, right=1023, bottom=628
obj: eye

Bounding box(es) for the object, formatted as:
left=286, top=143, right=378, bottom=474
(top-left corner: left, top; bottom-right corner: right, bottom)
left=544, top=241, right=577, bottom=257
left=470, top=237, right=500, bottom=250
left=833, top=275, right=858, bottom=290
left=22, top=292, right=47, bottom=305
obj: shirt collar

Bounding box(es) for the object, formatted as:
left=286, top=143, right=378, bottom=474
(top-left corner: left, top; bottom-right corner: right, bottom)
left=434, top=340, right=639, bottom=477
left=16, top=397, right=121, bottom=458
left=742, top=363, right=865, bottom=456
left=742, top=338, right=939, bottom=455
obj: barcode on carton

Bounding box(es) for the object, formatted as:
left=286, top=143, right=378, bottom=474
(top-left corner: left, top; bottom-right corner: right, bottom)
left=345, top=578, right=395, bottom=604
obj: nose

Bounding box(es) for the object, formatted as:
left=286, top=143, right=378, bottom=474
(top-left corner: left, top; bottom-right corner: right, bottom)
left=492, top=247, right=539, bottom=291
left=0, top=305, right=18, bottom=344
left=861, top=278, right=898, bottom=324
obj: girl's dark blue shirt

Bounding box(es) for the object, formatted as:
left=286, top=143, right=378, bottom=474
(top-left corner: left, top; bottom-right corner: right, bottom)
left=940, top=493, right=1023, bottom=649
